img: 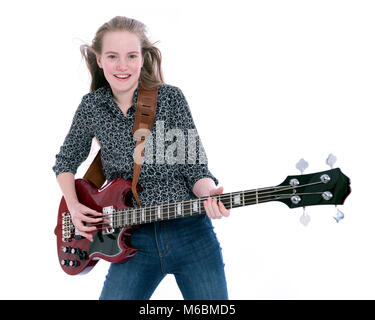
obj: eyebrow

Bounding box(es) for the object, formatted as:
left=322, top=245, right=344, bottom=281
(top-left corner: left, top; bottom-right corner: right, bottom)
left=104, top=51, right=140, bottom=54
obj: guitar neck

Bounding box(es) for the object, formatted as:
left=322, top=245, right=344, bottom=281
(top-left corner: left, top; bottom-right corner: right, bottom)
left=110, top=186, right=286, bottom=228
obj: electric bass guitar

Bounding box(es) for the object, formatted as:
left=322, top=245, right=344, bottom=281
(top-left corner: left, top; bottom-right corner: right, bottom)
left=54, top=168, right=351, bottom=275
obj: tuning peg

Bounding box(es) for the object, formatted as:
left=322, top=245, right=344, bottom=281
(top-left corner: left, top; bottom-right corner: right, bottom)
left=296, top=158, right=309, bottom=174
left=326, top=154, right=337, bottom=168
left=333, top=207, right=344, bottom=223
left=295, top=159, right=310, bottom=226
left=300, top=207, right=311, bottom=226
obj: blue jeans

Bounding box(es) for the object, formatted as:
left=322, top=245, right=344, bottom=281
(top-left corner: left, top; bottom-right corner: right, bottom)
left=99, top=213, right=228, bottom=300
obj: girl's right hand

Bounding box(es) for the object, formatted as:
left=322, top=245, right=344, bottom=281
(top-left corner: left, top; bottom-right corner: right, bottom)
left=67, top=202, right=103, bottom=242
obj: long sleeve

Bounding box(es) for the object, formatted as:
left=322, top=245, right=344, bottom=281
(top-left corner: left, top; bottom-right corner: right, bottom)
left=170, top=87, right=219, bottom=192
left=52, top=97, right=94, bottom=176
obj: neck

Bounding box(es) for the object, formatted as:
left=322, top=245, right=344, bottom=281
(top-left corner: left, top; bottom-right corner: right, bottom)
left=111, top=86, right=137, bottom=110
left=103, top=186, right=290, bottom=230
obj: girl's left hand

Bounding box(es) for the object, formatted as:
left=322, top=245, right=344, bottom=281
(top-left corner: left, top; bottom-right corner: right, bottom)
left=203, top=186, right=231, bottom=219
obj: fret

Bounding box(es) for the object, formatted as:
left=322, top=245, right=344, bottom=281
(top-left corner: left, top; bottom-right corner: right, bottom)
left=115, top=211, right=119, bottom=228
left=242, top=191, right=244, bottom=206
left=174, top=201, right=177, bottom=219
left=183, top=200, right=190, bottom=217
left=230, top=192, right=232, bottom=209
left=157, top=205, right=161, bottom=220
left=177, top=202, right=182, bottom=216
left=182, top=200, right=186, bottom=217
left=112, top=212, right=117, bottom=228
left=132, top=209, right=136, bottom=225
left=167, top=203, right=169, bottom=220
left=141, top=207, right=145, bottom=223
left=190, top=199, right=192, bottom=216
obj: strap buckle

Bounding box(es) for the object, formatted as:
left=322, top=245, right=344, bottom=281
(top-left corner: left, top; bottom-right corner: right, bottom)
left=133, top=127, right=151, bottom=141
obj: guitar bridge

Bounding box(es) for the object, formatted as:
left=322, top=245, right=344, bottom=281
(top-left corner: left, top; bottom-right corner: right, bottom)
left=62, top=212, right=73, bottom=241
left=102, top=206, right=115, bottom=235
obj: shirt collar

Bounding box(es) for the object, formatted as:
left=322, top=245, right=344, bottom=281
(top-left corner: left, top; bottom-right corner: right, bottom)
left=103, top=84, right=139, bottom=111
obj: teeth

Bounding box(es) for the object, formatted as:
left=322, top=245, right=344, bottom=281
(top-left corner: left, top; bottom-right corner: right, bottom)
left=115, top=74, right=130, bottom=79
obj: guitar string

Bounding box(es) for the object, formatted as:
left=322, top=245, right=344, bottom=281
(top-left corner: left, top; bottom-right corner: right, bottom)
left=70, top=182, right=323, bottom=230
left=62, top=181, right=325, bottom=233
left=83, top=180, right=322, bottom=222
left=74, top=194, right=290, bottom=232
left=65, top=189, right=289, bottom=232
left=84, top=191, right=328, bottom=232
left=83, top=187, right=292, bottom=226
left=83, top=186, right=324, bottom=229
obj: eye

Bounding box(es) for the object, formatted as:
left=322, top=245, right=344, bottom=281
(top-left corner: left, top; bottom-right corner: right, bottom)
left=129, top=54, right=137, bottom=59
left=108, top=55, right=116, bottom=59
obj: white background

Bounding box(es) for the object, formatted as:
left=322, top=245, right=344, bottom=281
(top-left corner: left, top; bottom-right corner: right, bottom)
left=0, top=0, right=374, bottom=299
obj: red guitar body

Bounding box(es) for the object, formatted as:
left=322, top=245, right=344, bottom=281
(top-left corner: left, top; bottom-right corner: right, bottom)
left=54, top=178, right=142, bottom=275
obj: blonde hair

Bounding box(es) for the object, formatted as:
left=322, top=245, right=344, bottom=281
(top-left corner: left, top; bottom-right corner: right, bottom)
left=80, top=16, right=165, bottom=92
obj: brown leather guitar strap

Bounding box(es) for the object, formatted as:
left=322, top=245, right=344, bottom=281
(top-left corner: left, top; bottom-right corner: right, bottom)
left=130, top=86, right=158, bottom=207
left=83, top=85, right=158, bottom=207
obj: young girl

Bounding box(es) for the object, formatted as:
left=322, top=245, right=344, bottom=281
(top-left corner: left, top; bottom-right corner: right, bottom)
left=53, top=16, right=230, bottom=300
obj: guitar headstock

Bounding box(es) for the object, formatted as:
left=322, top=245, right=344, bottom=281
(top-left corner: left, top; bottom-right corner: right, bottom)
left=275, top=168, right=351, bottom=209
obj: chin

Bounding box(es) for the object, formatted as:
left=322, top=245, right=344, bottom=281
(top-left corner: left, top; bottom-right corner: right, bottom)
left=111, top=82, right=133, bottom=93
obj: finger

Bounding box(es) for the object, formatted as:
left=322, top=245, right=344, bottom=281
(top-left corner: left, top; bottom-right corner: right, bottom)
left=206, top=197, right=221, bottom=219
left=84, top=208, right=103, bottom=218
left=203, top=198, right=212, bottom=218
left=219, top=201, right=230, bottom=217
left=216, top=186, right=224, bottom=195
left=81, top=215, right=103, bottom=223
left=210, top=186, right=224, bottom=196
left=76, top=230, right=94, bottom=242
left=71, top=220, right=96, bottom=242
left=72, top=215, right=97, bottom=232
left=72, top=213, right=98, bottom=229
left=77, top=223, right=97, bottom=233
left=211, top=197, right=222, bottom=219
left=204, top=197, right=215, bottom=219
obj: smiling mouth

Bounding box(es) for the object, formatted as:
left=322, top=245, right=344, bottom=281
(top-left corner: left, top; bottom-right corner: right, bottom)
left=114, top=74, right=131, bottom=79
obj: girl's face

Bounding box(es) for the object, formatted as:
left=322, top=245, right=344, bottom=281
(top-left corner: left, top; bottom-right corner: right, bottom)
left=96, top=30, right=144, bottom=97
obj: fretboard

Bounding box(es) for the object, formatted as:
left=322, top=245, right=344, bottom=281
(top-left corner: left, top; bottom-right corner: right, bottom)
left=107, top=186, right=290, bottom=228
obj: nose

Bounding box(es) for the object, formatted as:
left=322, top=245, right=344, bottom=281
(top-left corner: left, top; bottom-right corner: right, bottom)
left=116, top=57, right=128, bottom=71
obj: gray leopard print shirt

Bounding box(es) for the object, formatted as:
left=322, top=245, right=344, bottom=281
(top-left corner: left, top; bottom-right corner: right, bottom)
left=52, top=84, right=218, bottom=207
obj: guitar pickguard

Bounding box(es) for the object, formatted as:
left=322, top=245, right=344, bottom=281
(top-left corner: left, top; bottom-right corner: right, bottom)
left=88, top=229, right=123, bottom=258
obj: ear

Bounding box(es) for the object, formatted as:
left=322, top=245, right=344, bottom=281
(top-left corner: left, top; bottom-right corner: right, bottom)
left=96, top=54, right=103, bottom=69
